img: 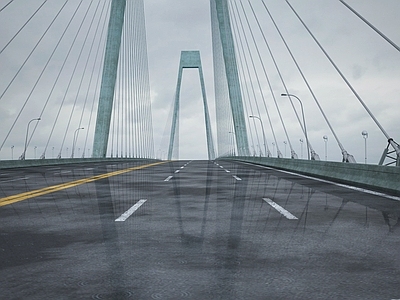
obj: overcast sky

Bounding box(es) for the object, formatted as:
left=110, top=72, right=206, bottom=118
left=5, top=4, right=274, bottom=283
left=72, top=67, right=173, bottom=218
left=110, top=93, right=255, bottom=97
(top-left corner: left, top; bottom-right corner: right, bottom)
left=145, top=0, right=400, bottom=163
left=0, top=0, right=399, bottom=164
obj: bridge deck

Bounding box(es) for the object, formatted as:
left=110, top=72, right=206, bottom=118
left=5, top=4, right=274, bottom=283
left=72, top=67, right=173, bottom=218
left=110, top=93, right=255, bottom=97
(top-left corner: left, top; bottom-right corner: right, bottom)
left=0, top=160, right=399, bottom=299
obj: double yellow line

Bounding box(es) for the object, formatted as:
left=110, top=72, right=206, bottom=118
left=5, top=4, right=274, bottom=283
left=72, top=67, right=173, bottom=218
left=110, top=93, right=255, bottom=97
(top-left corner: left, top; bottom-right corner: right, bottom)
left=0, top=161, right=166, bottom=207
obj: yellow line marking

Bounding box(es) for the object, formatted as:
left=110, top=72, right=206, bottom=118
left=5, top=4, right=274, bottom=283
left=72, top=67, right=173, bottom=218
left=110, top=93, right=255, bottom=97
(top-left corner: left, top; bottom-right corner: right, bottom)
left=0, top=161, right=167, bottom=207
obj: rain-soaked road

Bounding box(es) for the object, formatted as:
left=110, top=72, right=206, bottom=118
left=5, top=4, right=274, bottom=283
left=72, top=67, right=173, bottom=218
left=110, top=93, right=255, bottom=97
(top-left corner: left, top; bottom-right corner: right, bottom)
left=0, top=159, right=399, bottom=299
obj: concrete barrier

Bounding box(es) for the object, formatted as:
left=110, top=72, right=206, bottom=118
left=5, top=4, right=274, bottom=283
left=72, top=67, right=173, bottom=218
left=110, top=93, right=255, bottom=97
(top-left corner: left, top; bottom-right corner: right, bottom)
left=0, top=158, right=159, bottom=170
left=222, top=156, right=400, bottom=197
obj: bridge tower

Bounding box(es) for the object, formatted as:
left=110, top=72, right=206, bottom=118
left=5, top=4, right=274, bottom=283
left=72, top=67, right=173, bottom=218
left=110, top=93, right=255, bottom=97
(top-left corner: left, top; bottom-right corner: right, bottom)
left=168, top=51, right=216, bottom=160
left=92, top=0, right=126, bottom=158
left=211, top=0, right=249, bottom=156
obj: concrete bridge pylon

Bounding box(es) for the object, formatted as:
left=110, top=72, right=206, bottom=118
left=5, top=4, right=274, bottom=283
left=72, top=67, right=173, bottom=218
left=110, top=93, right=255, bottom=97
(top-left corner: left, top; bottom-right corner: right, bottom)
left=168, top=51, right=216, bottom=160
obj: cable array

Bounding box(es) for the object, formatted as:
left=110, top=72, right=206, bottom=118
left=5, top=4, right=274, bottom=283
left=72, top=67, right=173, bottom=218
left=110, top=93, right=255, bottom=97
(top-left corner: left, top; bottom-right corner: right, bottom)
left=109, top=0, right=154, bottom=159
left=0, top=0, right=154, bottom=160
left=211, top=0, right=398, bottom=164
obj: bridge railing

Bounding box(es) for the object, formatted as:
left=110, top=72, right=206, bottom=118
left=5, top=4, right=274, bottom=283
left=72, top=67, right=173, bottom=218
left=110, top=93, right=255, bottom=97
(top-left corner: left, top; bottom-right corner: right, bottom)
left=0, top=158, right=160, bottom=170
left=223, top=156, right=400, bottom=197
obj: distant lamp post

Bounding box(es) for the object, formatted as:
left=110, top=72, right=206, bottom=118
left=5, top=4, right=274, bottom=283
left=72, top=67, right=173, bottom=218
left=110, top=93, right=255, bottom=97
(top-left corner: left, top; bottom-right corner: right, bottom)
left=228, top=131, right=236, bottom=156
left=71, top=127, right=84, bottom=158
left=34, top=146, right=37, bottom=159
left=283, top=141, right=287, bottom=158
left=281, top=93, right=310, bottom=160
left=272, top=142, right=276, bottom=157
left=11, top=145, right=14, bottom=160
left=21, top=117, right=41, bottom=160
left=362, top=130, right=368, bottom=164
left=300, top=139, right=304, bottom=159
left=52, top=147, right=55, bottom=159
left=249, top=115, right=268, bottom=157
left=323, top=135, right=328, bottom=161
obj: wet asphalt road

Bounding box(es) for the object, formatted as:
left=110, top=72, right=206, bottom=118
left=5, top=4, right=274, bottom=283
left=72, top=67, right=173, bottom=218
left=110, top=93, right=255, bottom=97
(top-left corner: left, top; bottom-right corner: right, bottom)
left=0, top=159, right=399, bottom=299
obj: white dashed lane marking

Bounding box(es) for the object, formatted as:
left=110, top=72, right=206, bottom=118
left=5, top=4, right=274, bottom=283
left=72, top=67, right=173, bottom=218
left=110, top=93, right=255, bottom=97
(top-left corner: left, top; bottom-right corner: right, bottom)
left=164, top=176, right=173, bottom=182
left=0, top=177, right=29, bottom=183
left=263, top=198, right=298, bottom=220
left=115, top=199, right=147, bottom=222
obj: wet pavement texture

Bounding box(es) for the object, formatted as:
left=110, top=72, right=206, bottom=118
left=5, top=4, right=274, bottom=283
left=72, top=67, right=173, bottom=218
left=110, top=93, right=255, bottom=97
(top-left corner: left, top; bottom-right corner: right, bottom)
left=0, top=160, right=399, bottom=299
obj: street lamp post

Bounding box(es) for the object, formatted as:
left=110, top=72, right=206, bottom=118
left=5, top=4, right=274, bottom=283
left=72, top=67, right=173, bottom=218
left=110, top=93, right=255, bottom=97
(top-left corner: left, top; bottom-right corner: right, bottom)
left=21, top=118, right=41, bottom=160
left=249, top=115, right=268, bottom=157
left=300, top=139, right=304, bottom=159
left=323, top=135, right=328, bottom=161
left=281, top=93, right=310, bottom=160
left=71, top=127, right=84, bottom=158
left=228, top=131, right=236, bottom=156
left=283, top=141, right=287, bottom=158
left=272, top=142, right=275, bottom=157
left=362, top=130, right=368, bottom=164
left=34, top=146, right=37, bottom=159
left=11, top=145, right=14, bottom=160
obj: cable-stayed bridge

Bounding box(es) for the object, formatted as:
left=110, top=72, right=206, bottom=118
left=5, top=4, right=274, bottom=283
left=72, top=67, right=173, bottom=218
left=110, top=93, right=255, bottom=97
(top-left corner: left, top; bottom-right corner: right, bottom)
left=0, top=0, right=399, bottom=165
left=1, top=1, right=400, bottom=298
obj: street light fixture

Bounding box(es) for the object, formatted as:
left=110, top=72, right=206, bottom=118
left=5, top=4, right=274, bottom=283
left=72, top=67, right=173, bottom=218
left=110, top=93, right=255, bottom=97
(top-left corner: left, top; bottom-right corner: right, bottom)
left=323, top=135, right=328, bottom=161
left=362, top=130, right=368, bottom=164
left=21, top=117, right=41, bottom=160
left=249, top=115, right=269, bottom=157
left=71, top=127, right=84, bottom=158
left=11, top=145, right=14, bottom=160
left=281, top=93, right=310, bottom=160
